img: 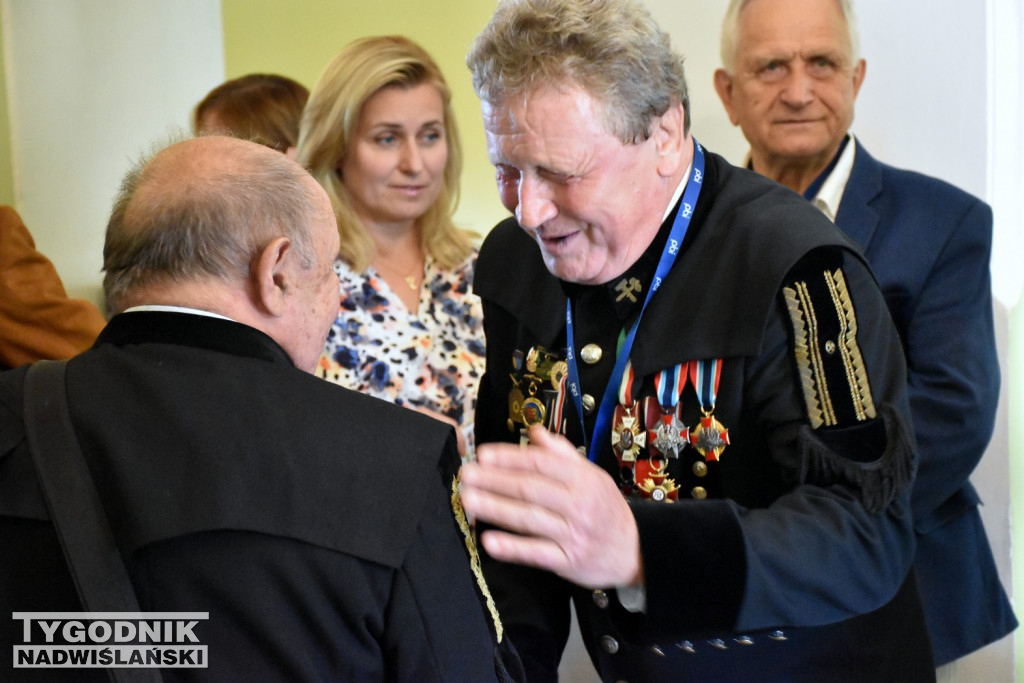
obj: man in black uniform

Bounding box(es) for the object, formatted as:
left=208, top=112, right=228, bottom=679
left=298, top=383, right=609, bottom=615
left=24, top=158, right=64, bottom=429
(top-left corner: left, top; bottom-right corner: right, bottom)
left=460, top=0, right=933, bottom=680
left=0, top=135, right=519, bottom=681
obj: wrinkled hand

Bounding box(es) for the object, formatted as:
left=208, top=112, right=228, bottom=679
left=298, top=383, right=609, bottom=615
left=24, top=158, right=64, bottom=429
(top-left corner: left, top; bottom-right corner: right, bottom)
left=408, top=405, right=468, bottom=457
left=460, top=425, right=643, bottom=589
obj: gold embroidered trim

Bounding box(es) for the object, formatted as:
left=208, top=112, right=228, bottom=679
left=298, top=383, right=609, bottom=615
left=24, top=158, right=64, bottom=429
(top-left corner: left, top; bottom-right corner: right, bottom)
left=451, top=473, right=503, bottom=643
left=785, top=268, right=876, bottom=429
left=825, top=269, right=876, bottom=421
left=784, top=282, right=835, bottom=427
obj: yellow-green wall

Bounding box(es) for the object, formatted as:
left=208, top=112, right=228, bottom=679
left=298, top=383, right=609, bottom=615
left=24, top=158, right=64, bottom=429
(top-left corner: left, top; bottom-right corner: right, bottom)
left=0, top=14, right=15, bottom=207
left=221, top=0, right=507, bottom=238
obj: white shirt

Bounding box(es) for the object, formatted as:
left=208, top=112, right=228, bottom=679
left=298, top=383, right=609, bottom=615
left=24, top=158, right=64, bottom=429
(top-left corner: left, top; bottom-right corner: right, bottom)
left=741, top=132, right=858, bottom=223
left=810, top=134, right=858, bottom=223
left=123, top=304, right=233, bottom=321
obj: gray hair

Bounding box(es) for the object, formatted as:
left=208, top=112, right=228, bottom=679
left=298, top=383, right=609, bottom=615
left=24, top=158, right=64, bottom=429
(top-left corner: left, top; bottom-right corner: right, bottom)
left=103, top=134, right=321, bottom=311
left=720, top=0, right=861, bottom=73
left=467, top=0, right=690, bottom=144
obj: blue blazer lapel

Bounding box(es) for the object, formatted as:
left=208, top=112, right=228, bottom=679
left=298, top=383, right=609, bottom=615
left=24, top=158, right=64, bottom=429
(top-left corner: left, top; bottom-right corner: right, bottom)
left=834, top=140, right=883, bottom=253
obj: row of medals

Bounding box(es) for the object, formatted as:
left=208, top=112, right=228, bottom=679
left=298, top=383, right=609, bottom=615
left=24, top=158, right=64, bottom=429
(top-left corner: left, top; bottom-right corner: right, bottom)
left=507, top=346, right=730, bottom=503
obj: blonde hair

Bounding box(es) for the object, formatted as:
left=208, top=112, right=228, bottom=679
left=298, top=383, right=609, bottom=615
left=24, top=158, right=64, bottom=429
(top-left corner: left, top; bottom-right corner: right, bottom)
left=297, top=35, right=472, bottom=272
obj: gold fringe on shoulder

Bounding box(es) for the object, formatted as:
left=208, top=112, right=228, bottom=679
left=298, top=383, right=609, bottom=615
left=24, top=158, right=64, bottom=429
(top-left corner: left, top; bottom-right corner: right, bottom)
left=451, top=473, right=504, bottom=643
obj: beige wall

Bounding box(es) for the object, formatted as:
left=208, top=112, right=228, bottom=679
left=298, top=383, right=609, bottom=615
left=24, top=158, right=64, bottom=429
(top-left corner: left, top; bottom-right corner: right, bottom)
left=1, top=0, right=224, bottom=305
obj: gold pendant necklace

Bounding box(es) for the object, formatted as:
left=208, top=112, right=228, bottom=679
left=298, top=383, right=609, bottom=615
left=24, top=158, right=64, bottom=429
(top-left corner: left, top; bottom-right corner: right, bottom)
left=375, top=253, right=422, bottom=292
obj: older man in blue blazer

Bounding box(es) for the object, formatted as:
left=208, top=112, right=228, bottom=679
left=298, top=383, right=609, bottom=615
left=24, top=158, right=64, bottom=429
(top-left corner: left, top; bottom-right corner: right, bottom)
left=713, top=0, right=1016, bottom=671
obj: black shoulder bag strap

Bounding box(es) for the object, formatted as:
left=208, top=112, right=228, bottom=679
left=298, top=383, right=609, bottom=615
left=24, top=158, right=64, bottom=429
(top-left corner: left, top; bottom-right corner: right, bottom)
left=23, top=360, right=162, bottom=683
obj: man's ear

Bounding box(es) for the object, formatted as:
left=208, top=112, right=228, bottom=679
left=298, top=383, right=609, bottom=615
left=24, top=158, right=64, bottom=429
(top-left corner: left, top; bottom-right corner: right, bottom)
left=653, top=102, right=687, bottom=178
left=852, top=58, right=866, bottom=99
left=713, top=69, right=741, bottom=126
left=254, top=236, right=293, bottom=316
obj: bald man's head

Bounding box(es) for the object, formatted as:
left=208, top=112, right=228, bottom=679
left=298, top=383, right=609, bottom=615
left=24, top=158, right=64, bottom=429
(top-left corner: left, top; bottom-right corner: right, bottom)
left=101, top=135, right=342, bottom=371
left=103, top=135, right=323, bottom=311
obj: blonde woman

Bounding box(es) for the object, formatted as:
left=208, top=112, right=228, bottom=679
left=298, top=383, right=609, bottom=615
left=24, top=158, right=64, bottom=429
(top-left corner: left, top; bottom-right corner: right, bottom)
left=298, top=36, right=483, bottom=454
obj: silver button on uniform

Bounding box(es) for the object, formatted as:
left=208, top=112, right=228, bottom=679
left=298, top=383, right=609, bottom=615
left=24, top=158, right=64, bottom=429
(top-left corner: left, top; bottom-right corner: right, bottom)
left=600, top=635, right=619, bottom=654
left=582, top=394, right=596, bottom=414
left=593, top=590, right=610, bottom=609
left=581, top=344, right=603, bottom=364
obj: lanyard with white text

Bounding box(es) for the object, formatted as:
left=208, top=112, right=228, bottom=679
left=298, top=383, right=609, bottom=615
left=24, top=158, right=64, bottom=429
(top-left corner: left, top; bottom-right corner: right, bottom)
left=565, top=140, right=706, bottom=462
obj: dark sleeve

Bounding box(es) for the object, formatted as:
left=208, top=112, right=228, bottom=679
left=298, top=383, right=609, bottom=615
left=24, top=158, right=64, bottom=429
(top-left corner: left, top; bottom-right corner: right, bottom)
left=383, top=433, right=524, bottom=683
left=901, top=199, right=998, bottom=526
left=630, top=249, right=918, bottom=636
left=125, top=435, right=517, bottom=683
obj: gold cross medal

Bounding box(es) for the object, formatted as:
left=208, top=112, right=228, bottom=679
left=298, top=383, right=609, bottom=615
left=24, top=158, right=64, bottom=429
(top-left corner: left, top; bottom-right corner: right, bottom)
left=690, top=411, right=730, bottom=462
left=611, top=402, right=646, bottom=463
left=688, top=359, right=730, bottom=462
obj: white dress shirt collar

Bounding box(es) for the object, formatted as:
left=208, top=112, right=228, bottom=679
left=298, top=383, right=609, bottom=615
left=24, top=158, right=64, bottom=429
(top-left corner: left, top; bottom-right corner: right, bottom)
left=810, top=133, right=857, bottom=223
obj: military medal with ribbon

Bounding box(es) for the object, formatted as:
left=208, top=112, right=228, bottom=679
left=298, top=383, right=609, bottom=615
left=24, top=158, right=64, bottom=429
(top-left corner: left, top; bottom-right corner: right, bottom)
left=611, top=361, right=646, bottom=472
left=689, top=359, right=730, bottom=461
left=507, top=346, right=569, bottom=440
left=635, top=362, right=690, bottom=502
left=546, top=364, right=569, bottom=436
left=565, top=140, right=707, bottom=484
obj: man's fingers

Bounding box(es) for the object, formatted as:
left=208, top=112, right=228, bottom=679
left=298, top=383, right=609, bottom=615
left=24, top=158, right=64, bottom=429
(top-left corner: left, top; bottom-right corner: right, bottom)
left=474, top=426, right=584, bottom=480
left=462, top=461, right=566, bottom=507
left=478, top=528, right=568, bottom=576
left=461, top=479, right=568, bottom=540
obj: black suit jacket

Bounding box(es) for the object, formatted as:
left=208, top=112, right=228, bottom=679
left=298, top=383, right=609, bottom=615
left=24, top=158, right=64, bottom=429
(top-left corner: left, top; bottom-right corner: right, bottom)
left=474, top=151, right=934, bottom=682
left=0, top=311, right=520, bottom=682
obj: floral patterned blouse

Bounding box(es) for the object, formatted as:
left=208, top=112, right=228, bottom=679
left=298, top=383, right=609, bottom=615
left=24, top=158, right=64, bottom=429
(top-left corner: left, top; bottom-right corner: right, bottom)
left=316, top=252, right=486, bottom=449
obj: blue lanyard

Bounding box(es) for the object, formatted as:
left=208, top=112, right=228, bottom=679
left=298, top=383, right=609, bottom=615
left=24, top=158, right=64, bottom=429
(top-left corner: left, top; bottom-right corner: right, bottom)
left=565, top=140, right=705, bottom=462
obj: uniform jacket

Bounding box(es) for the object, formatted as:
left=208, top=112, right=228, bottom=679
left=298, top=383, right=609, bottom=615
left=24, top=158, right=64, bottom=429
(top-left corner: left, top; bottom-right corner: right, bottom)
left=474, top=149, right=934, bottom=682
left=836, top=141, right=1016, bottom=664
left=0, top=206, right=106, bottom=369
left=0, top=311, right=520, bottom=682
